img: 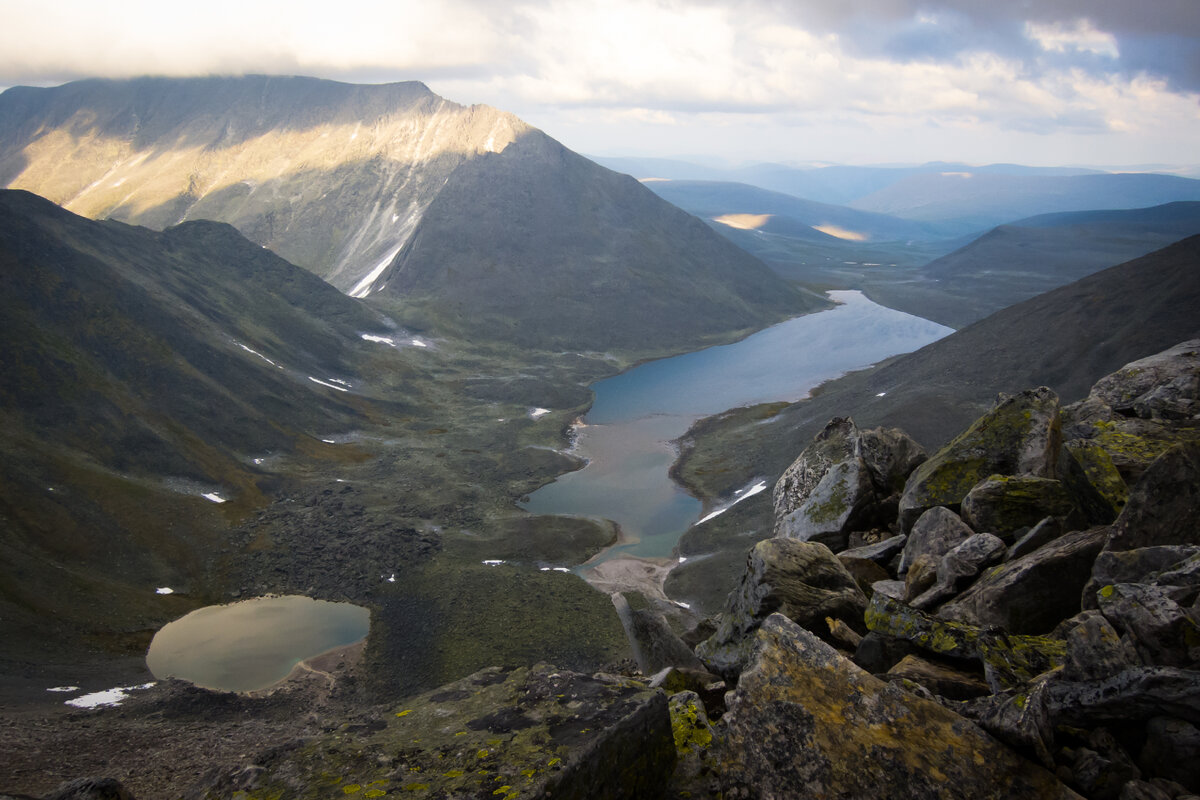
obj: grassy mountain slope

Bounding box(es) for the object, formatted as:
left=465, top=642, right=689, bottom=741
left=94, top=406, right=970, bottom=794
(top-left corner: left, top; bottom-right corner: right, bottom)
left=667, top=235, right=1200, bottom=612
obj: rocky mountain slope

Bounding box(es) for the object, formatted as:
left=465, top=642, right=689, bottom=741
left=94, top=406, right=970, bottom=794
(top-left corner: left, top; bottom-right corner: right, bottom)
left=667, top=235, right=1200, bottom=611
left=0, top=76, right=816, bottom=350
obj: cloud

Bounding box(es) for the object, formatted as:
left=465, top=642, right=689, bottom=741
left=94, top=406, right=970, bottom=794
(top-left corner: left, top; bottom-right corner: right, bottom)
left=1026, top=19, right=1120, bottom=58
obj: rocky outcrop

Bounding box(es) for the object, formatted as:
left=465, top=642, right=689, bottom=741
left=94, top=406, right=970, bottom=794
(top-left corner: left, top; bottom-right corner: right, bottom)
left=695, top=538, right=867, bottom=678
left=196, top=664, right=675, bottom=800
left=716, top=614, right=1082, bottom=799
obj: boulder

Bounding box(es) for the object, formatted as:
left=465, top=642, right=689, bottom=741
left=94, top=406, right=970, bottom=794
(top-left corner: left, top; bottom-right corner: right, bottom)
left=838, top=553, right=892, bottom=595
left=872, top=579, right=907, bottom=600
left=857, top=425, right=929, bottom=494
left=666, top=691, right=718, bottom=795
left=1069, top=744, right=1142, bottom=800
left=773, top=417, right=859, bottom=527
left=1096, top=583, right=1200, bottom=668
left=911, top=533, right=1007, bottom=611
left=695, top=538, right=867, bottom=679
left=903, top=553, right=940, bottom=603
left=898, top=506, right=974, bottom=575
left=885, top=654, right=991, bottom=700
left=647, top=667, right=726, bottom=718
left=1064, top=439, right=1130, bottom=520
left=1046, top=666, right=1200, bottom=727
left=716, top=614, right=1081, bottom=799
left=1106, top=442, right=1200, bottom=552
left=952, top=679, right=1057, bottom=766
left=1007, top=516, right=1066, bottom=561
left=776, top=456, right=878, bottom=550
left=1055, top=610, right=1142, bottom=682
left=937, top=527, right=1108, bottom=635
left=960, top=475, right=1079, bottom=536
left=43, top=780, right=136, bottom=800
left=1117, top=781, right=1174, bottom=800
left=853, top=630, right=924, bottom=674
left=1139, top=716, right=1200, bottom=792
left=1088, top=340, right=1200, bottom=421
left=196, top=664, right=676, bottom=800
left=1083, top=547, right=1200, bottom=610
left=838, top=534, right=908, bottom=566
left=898, top=388, right=1063, bottom=532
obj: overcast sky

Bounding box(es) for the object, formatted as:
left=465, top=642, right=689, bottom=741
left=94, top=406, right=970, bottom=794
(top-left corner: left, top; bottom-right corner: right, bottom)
left=2, top=0, right=1198, bottom=167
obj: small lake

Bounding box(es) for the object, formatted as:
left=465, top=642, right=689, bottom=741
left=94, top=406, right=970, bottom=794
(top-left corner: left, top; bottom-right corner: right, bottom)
left=522, top=291, right=952, bottom=562
left=145, top=595, right=369, bottom=692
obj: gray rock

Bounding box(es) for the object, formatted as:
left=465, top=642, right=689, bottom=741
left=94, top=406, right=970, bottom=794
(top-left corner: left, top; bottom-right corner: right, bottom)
left=912, top=533, right=1007, bottom=611
left=777, top=456, right=877, bottom=550
left=773, top=417, right=858, bottom=527
left=838, top=534, right=908, bottom=565
left=899, top=506, right=974, bottom=575
left=1008, top=516, right=1066, bottom=561
left=837, top=553, right=891, bottom=595
left=1139, top=716, right=1200, bottom=793
left=961, top=475, right=1079, bottom=536
left=952, top=679, right=1057, bottom=767
left=695, top=538, right=867, bottom=678
left=1089, top=340, right=1200, bottom=421
left=1107, top=442, right=1200, bottom=551
left=898, top=387, right=1063, bottom=532
left=1097, top=583, right=1200, bottom=668
left=871, top=579, right=907, bottom=600
left=856, top=425, right=928, bottom=494
left=1055, top=610, right=1142, bottom=682
left=1071, top=745, right=1142, bottom=800
left=938, top=527, right=1108, bottom=635
left=1084, top=547, right=1200, bottom=610
left=1046, top=666, right=1200, bottom=727
left=717, top=614, right=1081, bottom=799
left=903, top=552, right=940, bottom=603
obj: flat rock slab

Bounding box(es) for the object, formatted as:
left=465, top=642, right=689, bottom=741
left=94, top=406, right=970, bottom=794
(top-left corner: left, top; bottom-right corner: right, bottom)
left=717, top=614, right=1082, bottom=800
left=196, top=665, right=674, bottom=800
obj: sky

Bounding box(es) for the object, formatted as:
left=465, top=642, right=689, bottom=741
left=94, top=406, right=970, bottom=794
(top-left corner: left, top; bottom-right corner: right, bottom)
left=2, top=0, right=1198, bottom=167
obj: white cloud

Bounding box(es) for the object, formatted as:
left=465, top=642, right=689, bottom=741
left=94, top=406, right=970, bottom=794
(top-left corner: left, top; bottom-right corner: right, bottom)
left=1026, top=19, right=1120, bottom=59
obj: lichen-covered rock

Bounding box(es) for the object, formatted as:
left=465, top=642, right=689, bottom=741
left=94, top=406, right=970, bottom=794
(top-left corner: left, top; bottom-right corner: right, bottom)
left=1065, top=439, right=1131, bottom=520
left=911, top=533, right=1007, bottom=611
left=776, top=456, right=877, bottom=550
left=1096, top=583, right=1200, bottom=668
left=898, top=506, right=974, bottom=575
left=961, top=475, right=1079, bottom=536
left=773, top=417, right=859, bottom=527
left=1055, top=610, right=1142, bottom=682
left=1106, top=442, right=1200, bottom=551
left=937, top=527, right=1108, bottom=635
left=853, top=630, right=923, bottom=674
left=1083, top=547, right=1200, bottom=610
left=695, top=538, right=867, bottom=679
left=647, top=667, right=725, bottom=718
left=195, top=664, right=675, bottom=800
left=1046, top=666, right=1200, bottom=728
left=716, top=614, right=1081, bottom=799
left=903, top=553, right=940, bottom=603
left=885, top=654, right=990, bottom=700
left=666, top=691, right=717, bottom=795
left=898, top=388, right=1063, bottom=532
left=1139, top=716, right=1200, bottom=793
left=951, top=679, right=1057, bottom=766
left=857, top=425, right=929, bottom=494
left=838, top=534, right=908, bottom=565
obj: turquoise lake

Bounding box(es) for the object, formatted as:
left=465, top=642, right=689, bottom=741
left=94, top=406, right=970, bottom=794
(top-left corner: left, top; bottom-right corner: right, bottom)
left=521, top=291, right=953, bottom=562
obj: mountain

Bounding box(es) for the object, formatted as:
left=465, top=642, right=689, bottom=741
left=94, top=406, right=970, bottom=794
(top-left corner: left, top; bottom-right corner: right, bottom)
left=867, top=201, right=1200, bottom=327
left=849, top=172, right=1200, bottom=232
left=0, top=75, right=815, bottom=351
left=667, top=235, right=1200, bottom=610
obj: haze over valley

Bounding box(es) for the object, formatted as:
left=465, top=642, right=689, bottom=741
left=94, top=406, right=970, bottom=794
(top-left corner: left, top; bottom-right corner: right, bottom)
left=2, top=2, right=1199, bottom=798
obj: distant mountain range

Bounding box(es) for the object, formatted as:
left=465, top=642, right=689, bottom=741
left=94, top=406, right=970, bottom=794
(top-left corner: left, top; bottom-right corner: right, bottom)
left=0, top=76, right=817, bottom=351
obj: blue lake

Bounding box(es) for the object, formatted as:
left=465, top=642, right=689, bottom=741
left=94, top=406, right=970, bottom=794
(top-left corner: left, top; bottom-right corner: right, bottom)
left=521, top=291, right=952, bottom=562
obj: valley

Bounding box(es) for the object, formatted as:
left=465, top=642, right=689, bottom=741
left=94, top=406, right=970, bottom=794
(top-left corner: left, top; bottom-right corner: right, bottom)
left=1, top=74, right=1199, bottom=800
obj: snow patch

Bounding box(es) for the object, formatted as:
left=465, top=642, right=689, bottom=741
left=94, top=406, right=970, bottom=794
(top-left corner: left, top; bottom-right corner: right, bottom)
left=876, top=391, right=888, bottom=397
left=674, top=601, right=691, bottom=609
left=47, top=686, right=80, bottom=693
left=362, top=333, right=396, bottom=346
left=411, top=338, right=429, bottom=348
left=349, top=244, right=403, bottom=299
left=235, top=342, right=280, bottom=368
left=65, top=682, right=156, bottom=709
left=540, top=566, right=572, bottom=573
left=201, top=492, right=226, bottom=504
left=482, top=560, right=506, bottom=566
left=155, top=587, right=174, bottom=595
left=529, top=407, right=551, bottom=420
left=695, top=480, right=768, bottom=525
left=309, top=377, right=350, bottom=393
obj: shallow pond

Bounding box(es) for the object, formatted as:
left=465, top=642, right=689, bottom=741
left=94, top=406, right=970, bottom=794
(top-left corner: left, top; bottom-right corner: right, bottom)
left=521, top=291, right=952, bottom=562
left=145, top=595, right=369, bottom=692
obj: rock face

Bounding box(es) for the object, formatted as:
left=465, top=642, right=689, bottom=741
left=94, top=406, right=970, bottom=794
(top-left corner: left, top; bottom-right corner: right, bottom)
left=695, top=538, right=867, bottom=678
left=774, top=418, right=925, bottom=551
left=898, top=387, right=1063, bottom=531
left=196, top=664, right=675, bottom=800
left=716, top=614, right=1081, bottom=800
left=1105, top=442, right=1200, bottom=551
